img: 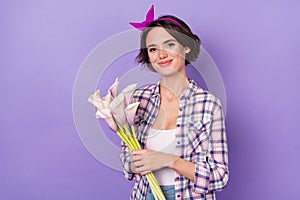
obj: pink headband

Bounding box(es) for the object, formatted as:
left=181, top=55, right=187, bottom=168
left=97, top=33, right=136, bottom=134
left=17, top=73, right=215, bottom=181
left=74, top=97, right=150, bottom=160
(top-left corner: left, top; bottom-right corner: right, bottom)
left=129, top=5, right=182, bottom=31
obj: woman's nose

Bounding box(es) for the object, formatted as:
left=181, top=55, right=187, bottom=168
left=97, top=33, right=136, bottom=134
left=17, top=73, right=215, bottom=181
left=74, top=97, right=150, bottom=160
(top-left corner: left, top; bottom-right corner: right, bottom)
left=159, top=49, right=168, bottom=59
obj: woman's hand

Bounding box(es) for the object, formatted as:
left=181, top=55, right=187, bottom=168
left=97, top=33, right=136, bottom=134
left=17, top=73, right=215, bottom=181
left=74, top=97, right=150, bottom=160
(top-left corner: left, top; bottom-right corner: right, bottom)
left=130, top=149, right=179, bottom=175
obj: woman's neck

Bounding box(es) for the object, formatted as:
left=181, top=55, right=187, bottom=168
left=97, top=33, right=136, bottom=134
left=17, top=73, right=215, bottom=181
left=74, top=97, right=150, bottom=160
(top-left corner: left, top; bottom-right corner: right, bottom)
left=159, top=73, right=190, bottom=99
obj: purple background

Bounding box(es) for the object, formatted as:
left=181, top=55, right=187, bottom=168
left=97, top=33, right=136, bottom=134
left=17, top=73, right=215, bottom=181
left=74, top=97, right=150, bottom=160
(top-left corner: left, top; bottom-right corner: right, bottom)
left=1, top=0, right=300, bottom=199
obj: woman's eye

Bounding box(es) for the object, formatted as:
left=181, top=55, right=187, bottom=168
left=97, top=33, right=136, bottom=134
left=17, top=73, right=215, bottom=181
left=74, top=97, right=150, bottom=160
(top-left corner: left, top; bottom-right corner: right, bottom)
left=167, top=42, right=176, bottom=48
left=148, top=48, right=157, bottom=52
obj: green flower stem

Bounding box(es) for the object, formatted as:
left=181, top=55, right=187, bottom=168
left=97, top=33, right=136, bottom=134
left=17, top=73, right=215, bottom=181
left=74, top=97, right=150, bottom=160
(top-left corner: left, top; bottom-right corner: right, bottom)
left=130, top=125, right=138, bottom=138
left=130, top=132, right=165, bottom=199
left=146, top=173, right=160, bottom=199
left=150, top=174, right=163, bottom=198
left=116, top=130, right=132, bottom=149
left=147, top=173, right=166, bottom=200
left=131, top=125, right=142, bottom=149
left=116, top=123, right=165, bottom=200
left=116, top=124, right=132, bottom=149
left=124, top=124, right=139, bottom=150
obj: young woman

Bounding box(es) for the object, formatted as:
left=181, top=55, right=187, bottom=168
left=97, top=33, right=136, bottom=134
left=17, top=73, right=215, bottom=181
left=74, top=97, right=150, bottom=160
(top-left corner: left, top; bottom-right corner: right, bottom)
left=121, top=6, right=229, bottom=200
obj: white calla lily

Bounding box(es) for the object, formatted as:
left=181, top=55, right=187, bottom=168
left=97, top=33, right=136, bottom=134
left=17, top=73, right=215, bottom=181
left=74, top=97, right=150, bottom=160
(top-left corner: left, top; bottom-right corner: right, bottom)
left=121, top=83, right=137, bottom=106
left=109, top=77, right=119, bottom=98
left=88, top=90, right=104, bottom=109
left=110, top=93, right=127, bottom=126
left=95, top=108, right=118, bottom=132
left=88, top=90, right=112, bottom=110
left=125, top=102, right=140, bottom=125
left=88, top=90, right=116, bottom=131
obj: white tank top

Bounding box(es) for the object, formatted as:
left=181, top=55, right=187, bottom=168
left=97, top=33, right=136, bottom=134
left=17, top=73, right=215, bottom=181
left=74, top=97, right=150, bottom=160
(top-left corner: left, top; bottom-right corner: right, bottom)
left=146, top=128, right=177, bottom=185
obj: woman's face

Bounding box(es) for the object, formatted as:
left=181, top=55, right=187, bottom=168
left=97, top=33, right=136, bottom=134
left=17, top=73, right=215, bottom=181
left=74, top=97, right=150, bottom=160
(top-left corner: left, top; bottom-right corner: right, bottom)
left=145, top=27, right=190, bottom=77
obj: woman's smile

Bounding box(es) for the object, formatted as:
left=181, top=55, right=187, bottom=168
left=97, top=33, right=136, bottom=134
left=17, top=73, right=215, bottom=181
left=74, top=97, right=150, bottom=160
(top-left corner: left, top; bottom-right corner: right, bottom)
left=158, top=59, right=173, bottom=67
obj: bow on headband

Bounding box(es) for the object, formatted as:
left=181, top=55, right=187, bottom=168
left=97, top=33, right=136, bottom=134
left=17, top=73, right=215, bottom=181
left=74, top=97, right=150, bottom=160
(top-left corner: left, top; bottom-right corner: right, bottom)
left=129, top=5, right=181, bottom=31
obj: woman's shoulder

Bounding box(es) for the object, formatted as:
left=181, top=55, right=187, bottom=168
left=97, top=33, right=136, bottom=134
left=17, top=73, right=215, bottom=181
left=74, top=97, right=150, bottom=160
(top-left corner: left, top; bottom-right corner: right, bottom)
left=192, top=85, right=223, bottom=108
left=131, top=84, right=157, bottom=118
left=132, top=84, right=157, bottom=99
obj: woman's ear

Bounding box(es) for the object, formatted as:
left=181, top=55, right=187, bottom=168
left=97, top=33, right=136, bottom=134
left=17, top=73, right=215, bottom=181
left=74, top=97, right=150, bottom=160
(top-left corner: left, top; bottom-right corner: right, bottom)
left=185, top=47, right=191, bottom=54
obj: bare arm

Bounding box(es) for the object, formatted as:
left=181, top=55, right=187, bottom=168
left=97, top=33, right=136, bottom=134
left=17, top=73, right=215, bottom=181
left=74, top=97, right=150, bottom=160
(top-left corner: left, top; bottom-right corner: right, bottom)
left=168, top=158, right=195, bottom=182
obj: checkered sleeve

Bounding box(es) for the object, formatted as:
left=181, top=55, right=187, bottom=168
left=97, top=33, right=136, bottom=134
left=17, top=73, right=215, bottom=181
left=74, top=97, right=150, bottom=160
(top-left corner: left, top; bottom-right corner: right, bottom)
left=193, top=103, right=229, bottom=193
left=120, top=141, right=136, bottom=180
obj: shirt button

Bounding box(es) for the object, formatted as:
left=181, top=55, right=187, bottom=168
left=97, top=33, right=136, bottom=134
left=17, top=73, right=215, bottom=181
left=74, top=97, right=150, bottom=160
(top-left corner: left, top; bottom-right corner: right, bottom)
left=176, top=124, right=180, bottom=127
left=177, top=195, right=181, bottom=198
left=175, top=177, right=179, bottom=181
left=177, top=141, right=180, bottom=145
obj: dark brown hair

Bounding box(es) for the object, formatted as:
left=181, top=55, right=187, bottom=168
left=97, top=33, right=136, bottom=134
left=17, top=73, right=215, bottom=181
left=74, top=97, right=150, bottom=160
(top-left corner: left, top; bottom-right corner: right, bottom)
left=136, top=15, right=201, bottom=71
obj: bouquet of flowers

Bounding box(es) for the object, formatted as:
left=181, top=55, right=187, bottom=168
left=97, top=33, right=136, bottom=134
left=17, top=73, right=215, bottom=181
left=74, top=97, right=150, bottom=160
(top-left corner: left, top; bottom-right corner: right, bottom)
left=88, top=78, right=166, bottom=200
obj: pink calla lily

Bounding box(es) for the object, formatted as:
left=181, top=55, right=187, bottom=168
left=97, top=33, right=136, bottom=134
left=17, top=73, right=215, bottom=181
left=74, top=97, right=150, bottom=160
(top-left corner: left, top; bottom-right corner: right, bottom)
left=110, top=93, right=127, bottom=126
left=101, top=91, right=113, bottom=108
left=95, top=108, right=118, bottom=132
left=87, top=90, right=104, bottom=109
left=88, top=90, right=112, bottom=110
left=122, top=83, right=137, bottom=106
left=88, top=90, right=117, bottom=131
left=125, top=102, right=140, bottom=125
left=109, top=77, right=119, bottom=98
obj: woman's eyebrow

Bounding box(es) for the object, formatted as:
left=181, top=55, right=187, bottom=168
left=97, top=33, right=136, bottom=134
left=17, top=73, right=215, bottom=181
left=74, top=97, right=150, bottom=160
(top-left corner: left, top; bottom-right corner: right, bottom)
left=147, top=39, right=177, bottom=48
left=163, top=39, right=177, bottom=44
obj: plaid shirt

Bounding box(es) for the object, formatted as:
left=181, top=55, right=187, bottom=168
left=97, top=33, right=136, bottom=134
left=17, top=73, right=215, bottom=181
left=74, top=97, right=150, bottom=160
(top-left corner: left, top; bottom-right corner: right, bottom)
left=120, top=80, right=229, bottom=200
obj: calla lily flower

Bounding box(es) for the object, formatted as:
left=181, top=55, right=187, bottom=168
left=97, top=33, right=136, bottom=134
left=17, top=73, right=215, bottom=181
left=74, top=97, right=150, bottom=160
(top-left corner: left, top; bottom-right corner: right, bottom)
left=87, top=90, right=104, bottom=109
left=121, top=83, right=137, bottom=106
left=109, top=77, right=119, bottom=98
left=95, top=108, right=118, bottom=132
left=88, top=90, right=112, bottom=110
left=101, top=91, right=113, bottom=108
left=125, top=102, right=140, bottom=125
left=110, top=93, right=127, bottom=126
left=88, top=90, right=116, bottom=131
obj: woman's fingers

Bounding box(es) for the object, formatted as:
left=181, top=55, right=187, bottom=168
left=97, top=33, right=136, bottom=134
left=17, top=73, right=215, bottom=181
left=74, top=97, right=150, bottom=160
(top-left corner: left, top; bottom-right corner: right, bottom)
left=131, top=157, right=152, bottom=173
left=131, top=149, right=152, bottom=155
left=135, top=164, right=151, bottom=174
left=130, top=149, right=166, bottom=173
left=140, top=170, right=151, bottom=176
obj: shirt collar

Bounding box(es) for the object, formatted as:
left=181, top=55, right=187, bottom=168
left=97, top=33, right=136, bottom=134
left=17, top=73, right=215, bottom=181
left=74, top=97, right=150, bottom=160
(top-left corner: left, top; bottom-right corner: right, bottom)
left=180, top=79, right=197, bottom=100
left=151, top=80, right=161, bottom=98
left=150, top=79, right=197, bottom=100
